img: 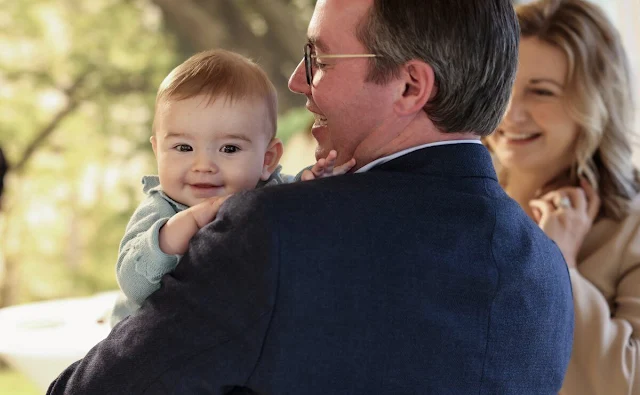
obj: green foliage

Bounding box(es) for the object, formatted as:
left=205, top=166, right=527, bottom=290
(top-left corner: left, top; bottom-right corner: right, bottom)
left=0, top=0, right=177, bottom=303
left=0, top=0, right=314, bottom=306
left=277, top=106, right=313, bottom=144
left=0, top=367, right=39, bottom=395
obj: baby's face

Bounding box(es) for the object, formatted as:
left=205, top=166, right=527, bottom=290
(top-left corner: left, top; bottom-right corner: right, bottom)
left=152, top=94, right=274, bottom=207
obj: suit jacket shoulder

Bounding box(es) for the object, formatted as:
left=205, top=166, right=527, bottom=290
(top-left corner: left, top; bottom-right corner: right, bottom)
left=48, top=143, right=573, bottom=395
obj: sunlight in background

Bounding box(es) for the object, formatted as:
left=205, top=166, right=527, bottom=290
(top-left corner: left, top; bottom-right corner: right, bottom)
left=79, top=164, right=100, bottom=207
left=36, top=6, right=70, bottom=56
left=1, top=1, right=639, bottom=392
left=593, top=0, right=640, bottom=161
left=37, top=90, right=66, bottom=112
left=25, top=204, right=57, bottom=229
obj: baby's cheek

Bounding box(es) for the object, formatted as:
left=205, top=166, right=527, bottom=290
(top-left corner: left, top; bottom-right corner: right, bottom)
left=225, top=173, right=255, bottom=193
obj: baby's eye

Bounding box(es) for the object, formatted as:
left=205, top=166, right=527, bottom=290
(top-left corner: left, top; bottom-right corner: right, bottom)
left=174, top=144, right=193, bottom=152
left=220, top=145, right=240, bottom=154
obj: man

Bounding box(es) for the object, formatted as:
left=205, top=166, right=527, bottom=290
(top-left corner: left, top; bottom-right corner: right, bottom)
left=48, top=0, right=574, bottom=394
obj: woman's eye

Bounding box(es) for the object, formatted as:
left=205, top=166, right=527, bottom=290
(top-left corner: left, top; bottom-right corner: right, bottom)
left=220, top=145, right=240, bottom=154
left=530, top=88, right=555, bottom=97
left=174, top=144, right=192, bottom=152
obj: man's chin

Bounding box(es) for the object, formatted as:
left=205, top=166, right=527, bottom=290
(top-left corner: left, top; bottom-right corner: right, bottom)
left=315, top=146, right=332, bottom=162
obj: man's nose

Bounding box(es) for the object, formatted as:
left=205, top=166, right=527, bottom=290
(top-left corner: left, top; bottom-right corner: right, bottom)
left=288, top=59, right=310, bottom=95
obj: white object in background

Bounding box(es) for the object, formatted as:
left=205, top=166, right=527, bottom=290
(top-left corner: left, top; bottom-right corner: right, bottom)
left=0, top=291, right=119, bottom=391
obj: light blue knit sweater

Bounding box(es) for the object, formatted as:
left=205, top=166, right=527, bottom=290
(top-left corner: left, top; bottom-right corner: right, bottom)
left=110, top=167, right=293, bottom=326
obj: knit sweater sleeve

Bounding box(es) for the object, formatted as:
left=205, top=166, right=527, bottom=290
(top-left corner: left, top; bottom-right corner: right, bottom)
left=115, top=193, right=181, bottom=307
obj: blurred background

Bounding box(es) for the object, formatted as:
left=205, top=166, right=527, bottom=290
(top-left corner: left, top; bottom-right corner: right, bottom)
left=0, top=0, right=637, bottom=393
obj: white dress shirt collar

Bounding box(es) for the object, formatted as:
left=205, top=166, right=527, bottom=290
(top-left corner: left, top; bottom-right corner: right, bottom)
left=355, top=140, right=482, bottom=173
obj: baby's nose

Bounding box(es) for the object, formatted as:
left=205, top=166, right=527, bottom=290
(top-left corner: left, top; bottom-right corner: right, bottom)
left=192, top=152, right=218, bottom=173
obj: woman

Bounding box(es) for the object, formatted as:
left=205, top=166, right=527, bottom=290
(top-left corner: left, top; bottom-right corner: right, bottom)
left=485, top=0, right=640, bottom=393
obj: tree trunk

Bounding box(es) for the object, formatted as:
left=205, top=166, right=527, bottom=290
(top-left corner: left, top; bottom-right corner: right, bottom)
left=151, top=0, right=306, bottom=112
left=0, top=72, right=90, bottom=307
left=0, top=254, right=19, bottom=308
left=0, top=198, right=20, bottom=308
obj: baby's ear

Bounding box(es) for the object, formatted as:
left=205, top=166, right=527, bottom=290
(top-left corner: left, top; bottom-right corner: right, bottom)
left=261, top=138, right=284, bottom=180
left=150, top=135, right=158, bottom=157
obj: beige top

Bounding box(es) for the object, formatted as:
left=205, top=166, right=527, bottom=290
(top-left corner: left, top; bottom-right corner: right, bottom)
left=560, top=198, right=640, bottom=395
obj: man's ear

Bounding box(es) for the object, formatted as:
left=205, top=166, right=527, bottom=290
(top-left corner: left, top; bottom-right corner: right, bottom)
left=261, top=138, right=284, bottom=180
left=150, top=135, right=158, bottom=157
left=394, top=60, right=437, bottom=116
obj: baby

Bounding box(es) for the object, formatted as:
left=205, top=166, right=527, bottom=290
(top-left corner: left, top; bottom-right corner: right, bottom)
left=111, top=49, right=353, bottom=325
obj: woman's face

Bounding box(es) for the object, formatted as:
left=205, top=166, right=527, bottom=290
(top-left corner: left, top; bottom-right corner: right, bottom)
left=487, top=37, right=580, bottom=181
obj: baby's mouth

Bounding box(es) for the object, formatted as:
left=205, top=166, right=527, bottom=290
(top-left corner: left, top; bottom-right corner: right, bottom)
left=191, top=183, right=220, bottom=189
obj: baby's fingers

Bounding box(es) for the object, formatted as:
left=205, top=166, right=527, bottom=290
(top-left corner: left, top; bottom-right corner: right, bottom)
left=300, top=169, right=316, bottom=181
left=208, top=195, right=230, bottom=213
left=333, top=158, right=356, bottom=175
left=191, top=195, right=229, bottom=228
left=321, top=150, right=338, bottom=176
left=310, top=158, right=326, bottom=178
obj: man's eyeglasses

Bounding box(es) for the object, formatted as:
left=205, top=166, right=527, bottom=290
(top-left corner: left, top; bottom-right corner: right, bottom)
left=304, top=43, right=381, bottom=85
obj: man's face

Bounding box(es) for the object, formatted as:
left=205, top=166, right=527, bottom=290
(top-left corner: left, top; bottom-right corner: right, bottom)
left=288, top=0, right=397, bottom=168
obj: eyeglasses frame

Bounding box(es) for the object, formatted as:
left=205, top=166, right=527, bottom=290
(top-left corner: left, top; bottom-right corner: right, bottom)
left=303, top=43, right=381, bottom=85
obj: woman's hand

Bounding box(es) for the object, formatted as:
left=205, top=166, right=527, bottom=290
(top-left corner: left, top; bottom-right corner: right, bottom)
left=301, top=150, right=356, bottom=181
left=528, top=179, right=600, bottom=268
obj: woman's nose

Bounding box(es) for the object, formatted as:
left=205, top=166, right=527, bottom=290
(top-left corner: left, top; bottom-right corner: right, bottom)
left=503, top=95, right=529, bottom=125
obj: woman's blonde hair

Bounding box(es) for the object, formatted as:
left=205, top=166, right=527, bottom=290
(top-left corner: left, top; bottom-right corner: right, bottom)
left=516, top=0, right=639, bottom=220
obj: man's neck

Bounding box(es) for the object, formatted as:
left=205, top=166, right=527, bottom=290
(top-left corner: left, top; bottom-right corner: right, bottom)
left=352, top=111, right=480, bottom=171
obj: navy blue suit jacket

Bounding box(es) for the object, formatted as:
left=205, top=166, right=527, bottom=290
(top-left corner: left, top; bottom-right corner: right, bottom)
left=48, top=143, right=573, bottom=394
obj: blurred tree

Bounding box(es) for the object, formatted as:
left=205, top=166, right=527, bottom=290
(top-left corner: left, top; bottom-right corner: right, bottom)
left=0, top=147, right=7, bottom=207
left=0, top=0, right=177, bottom=306
left=0, top=0, right=317, bottom=307
left=150, top=0, right=314, bottom=112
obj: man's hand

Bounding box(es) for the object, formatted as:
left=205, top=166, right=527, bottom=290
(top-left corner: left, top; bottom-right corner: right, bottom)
left=301, top=150, right=356, bottom=181
left=159, top=195, right=230, bottom=255
left=528, top=179, right=600, bottom=268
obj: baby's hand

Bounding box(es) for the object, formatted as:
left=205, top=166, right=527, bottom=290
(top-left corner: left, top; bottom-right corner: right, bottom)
left=301, top=150, right=356, bottom=181
left=159, top=195, right=230, bottom=255
left=188, top=196, right=230, bottom=229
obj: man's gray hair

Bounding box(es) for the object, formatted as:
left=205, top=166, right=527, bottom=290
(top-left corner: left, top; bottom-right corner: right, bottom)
left=357, top=0, right=519, bottom=136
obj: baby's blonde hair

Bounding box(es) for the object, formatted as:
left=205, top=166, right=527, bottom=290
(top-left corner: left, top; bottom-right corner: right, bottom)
left=153, top=49, right=278, bottom=139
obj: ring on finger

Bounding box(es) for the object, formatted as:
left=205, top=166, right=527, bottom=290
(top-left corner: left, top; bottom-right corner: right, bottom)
left=558, top=196, right=572, bottom=209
